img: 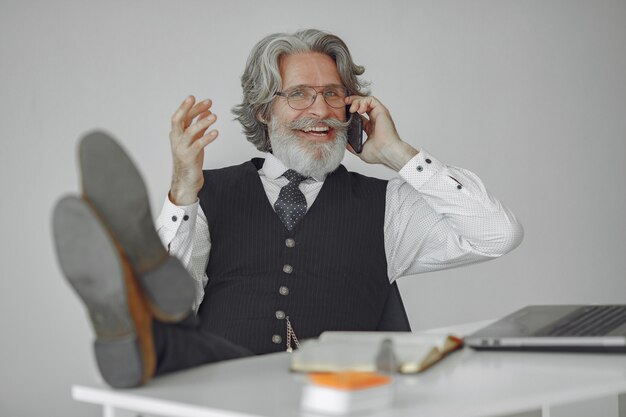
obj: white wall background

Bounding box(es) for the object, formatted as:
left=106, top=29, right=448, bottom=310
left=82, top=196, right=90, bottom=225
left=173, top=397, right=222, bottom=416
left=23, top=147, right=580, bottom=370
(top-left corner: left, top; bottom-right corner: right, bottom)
left=1, top=0, right=625, bottom=415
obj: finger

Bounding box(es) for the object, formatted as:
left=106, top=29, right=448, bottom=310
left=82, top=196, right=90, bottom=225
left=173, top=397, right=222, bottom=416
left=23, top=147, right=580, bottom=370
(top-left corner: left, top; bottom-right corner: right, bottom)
left=196, top=110, right=213, bottom=122
left=185, top=109, right=213, bottom=131
left=345, top=95, right=363, bottom=105
left=346, top=96, right=361, bottom=114
left=185, top=115, right=217, bottom=142
left=183, top=114, right=218, bottom=145
left=358, top=98, right=372, bottom=114
left=171, top=96, right=196, bottom=134
left=192, top=129, right=219, bottom=150
left=184, top=99, right=213, bottom=128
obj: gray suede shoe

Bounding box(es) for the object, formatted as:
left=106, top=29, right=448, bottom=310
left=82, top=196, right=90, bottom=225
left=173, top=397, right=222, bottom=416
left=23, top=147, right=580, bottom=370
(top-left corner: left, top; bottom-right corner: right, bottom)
left=78, top=131, right=195, bottom=322
left=52, top=196, right=155, bottom=388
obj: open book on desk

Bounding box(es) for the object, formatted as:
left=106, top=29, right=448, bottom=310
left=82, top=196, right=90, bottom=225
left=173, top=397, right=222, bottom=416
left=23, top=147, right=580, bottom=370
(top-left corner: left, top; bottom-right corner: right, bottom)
left=291, top=331, right=463, bottom=374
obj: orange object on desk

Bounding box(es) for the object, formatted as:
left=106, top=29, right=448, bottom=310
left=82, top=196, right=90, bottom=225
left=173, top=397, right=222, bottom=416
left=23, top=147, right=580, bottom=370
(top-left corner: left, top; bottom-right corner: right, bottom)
left=308, top=371, right=391, bottom=391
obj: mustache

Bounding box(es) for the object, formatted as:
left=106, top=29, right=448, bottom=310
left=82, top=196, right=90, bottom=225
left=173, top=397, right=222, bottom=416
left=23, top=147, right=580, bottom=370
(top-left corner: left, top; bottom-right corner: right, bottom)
left=287, top=117, right=350, bottom=132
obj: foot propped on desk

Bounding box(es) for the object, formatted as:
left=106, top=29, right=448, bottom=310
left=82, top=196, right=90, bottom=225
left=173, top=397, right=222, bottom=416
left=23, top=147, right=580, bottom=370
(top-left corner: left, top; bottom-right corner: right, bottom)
left=53, top=196, right=156, bottom=388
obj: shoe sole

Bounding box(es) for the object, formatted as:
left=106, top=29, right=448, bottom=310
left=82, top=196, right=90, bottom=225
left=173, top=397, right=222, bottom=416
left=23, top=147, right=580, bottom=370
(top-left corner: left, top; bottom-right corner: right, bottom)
left=78, top=131, right=195, bottom=321
left=52, top=196, right=155, bottom=388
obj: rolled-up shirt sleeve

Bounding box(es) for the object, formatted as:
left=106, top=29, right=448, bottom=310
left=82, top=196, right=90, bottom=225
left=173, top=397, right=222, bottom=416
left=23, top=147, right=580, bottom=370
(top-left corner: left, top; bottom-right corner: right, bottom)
left=155, top=196, right=210, bottom=310
left=384, top=149, right=524, bottom=282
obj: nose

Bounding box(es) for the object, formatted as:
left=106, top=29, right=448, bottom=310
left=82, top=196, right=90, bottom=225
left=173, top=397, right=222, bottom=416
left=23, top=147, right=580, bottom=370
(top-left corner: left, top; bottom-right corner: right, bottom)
left=306, top=92, right=333, bottom=119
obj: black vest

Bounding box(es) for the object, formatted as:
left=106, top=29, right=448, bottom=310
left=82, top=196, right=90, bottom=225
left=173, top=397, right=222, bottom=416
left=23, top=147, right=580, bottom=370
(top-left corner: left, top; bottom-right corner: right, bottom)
left=197, top=159, right=390, bottom=354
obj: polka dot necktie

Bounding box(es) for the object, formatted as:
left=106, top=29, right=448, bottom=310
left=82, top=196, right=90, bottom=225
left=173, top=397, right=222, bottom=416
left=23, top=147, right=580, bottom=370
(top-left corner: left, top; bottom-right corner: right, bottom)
left=274, top=169, right=308, bottom=231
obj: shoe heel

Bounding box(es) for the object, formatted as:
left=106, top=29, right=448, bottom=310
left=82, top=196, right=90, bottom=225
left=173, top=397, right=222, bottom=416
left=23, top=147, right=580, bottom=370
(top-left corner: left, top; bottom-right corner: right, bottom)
left=52, top=195, right=156, bottom=388
left=94, top=336, right=145, bottom=388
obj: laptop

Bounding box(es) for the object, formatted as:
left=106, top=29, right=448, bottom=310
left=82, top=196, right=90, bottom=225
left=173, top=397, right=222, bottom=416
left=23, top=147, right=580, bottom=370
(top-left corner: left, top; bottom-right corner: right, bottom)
left=465, top=305, right=626, bottom=352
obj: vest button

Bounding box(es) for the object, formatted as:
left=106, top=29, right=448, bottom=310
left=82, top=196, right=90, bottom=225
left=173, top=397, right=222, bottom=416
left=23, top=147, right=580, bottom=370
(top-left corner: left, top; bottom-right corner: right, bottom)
left=275, top=310, right=286, bottom=320
left=285, top=238, right=296, bottom=248
left=272, top=334, right=282, bottom=344
left=279, top=286, right=289, bottom=296
left=283, top=264, right=293, bottom=274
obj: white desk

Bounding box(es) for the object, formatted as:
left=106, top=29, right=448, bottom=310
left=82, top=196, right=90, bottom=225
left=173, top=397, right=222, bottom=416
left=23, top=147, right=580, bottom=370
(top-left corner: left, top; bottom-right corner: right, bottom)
left=72, top=321, right=626, bottom=417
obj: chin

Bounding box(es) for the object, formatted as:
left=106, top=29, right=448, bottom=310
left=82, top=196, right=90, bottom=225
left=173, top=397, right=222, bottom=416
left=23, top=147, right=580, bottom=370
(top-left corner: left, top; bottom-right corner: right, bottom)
left=304, top=141, right=336, bottom=160
left=272, top=134, right=347, bottom=179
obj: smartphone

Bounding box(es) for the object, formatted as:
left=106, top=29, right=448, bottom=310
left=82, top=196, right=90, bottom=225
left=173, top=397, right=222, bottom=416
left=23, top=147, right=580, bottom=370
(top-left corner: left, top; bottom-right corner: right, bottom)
left=346, top=105, right=363, bottom=153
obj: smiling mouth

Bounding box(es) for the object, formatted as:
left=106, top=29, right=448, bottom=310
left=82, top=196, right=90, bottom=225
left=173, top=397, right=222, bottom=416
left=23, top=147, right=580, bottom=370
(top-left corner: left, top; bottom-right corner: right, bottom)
left=299, top=126, right=332, bottom=137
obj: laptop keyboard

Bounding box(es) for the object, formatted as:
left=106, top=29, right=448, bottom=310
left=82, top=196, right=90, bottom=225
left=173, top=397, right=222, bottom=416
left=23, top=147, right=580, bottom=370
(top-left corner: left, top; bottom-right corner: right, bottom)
left=537, top=305, right=626, bottom=337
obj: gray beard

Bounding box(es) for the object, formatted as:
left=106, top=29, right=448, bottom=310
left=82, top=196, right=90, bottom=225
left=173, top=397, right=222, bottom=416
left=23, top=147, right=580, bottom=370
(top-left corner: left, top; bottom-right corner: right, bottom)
left=268, top=118, right=348, bottom=179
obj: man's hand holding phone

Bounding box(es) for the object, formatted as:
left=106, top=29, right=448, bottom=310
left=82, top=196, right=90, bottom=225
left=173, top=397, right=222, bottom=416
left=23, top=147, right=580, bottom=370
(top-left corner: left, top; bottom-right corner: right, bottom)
left=344, top=95, right=418, bottom=172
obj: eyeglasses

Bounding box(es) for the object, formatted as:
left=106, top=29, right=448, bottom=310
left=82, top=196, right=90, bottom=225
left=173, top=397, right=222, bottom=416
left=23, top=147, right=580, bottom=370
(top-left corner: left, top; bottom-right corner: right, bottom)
left=275, top=85, right=349, bottom=110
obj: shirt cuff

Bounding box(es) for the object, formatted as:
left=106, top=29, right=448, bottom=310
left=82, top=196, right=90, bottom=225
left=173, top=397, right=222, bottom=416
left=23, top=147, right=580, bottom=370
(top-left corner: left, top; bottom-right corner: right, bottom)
left=398, top=149, right=445, bottom=190
left=155, top=195, right=200, bottom=246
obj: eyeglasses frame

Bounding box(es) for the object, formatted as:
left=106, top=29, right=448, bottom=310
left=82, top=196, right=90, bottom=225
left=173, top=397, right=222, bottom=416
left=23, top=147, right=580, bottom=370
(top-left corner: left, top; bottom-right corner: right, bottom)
left=275, top=85, right=351, bottom=110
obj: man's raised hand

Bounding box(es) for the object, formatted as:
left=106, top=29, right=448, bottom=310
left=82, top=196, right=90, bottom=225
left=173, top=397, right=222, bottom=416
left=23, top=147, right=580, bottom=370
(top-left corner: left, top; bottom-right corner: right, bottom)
left=169, top=96, right=219, bottom=205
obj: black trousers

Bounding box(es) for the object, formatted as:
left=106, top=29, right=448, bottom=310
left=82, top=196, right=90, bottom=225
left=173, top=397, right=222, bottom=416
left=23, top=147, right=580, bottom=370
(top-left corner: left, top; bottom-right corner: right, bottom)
left=152, top=316, right=253, bottom=375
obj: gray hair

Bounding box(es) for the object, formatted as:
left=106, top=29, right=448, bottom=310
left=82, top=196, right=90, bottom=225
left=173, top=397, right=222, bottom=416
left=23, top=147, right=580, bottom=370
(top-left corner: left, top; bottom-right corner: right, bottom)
left=232, top=29, right=369, bottom=152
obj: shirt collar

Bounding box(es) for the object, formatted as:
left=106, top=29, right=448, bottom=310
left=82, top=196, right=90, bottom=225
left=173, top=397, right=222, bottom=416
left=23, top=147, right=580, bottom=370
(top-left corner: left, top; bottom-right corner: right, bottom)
left=261, top=153, right=326, bottom=182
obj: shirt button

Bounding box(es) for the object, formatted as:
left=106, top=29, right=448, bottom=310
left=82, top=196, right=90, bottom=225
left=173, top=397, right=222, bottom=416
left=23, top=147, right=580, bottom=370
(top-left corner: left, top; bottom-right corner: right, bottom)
left=275, top=310, right=286, bottom=320
left=425, top=158, right=432, bottom=164
left=183, top=214, right=189, bottom=221
left=171, top=215, right=178, bottom=222
left=272, top=335, right=282, bottom=344
left=283, top=264, right=293, bottom=274
left=416, top=165, right=423, bottom=172
left=285, top=238, right=296, bottom=248
left=279, top=286, right=290, bottom=296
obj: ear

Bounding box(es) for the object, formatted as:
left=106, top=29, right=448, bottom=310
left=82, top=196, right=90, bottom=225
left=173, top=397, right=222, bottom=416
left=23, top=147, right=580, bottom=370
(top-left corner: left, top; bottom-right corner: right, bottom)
left=257, top=112, right=268, bottom=125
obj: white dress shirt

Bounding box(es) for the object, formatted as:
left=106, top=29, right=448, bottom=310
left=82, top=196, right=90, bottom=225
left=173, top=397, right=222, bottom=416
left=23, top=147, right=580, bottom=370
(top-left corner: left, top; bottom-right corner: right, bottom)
left=156, top=150, right=523, bottom=310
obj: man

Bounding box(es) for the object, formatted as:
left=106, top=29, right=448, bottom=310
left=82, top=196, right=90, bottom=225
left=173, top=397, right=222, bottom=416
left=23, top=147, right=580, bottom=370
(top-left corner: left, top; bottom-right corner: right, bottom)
left=53, top=29, right=523, bottom=389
